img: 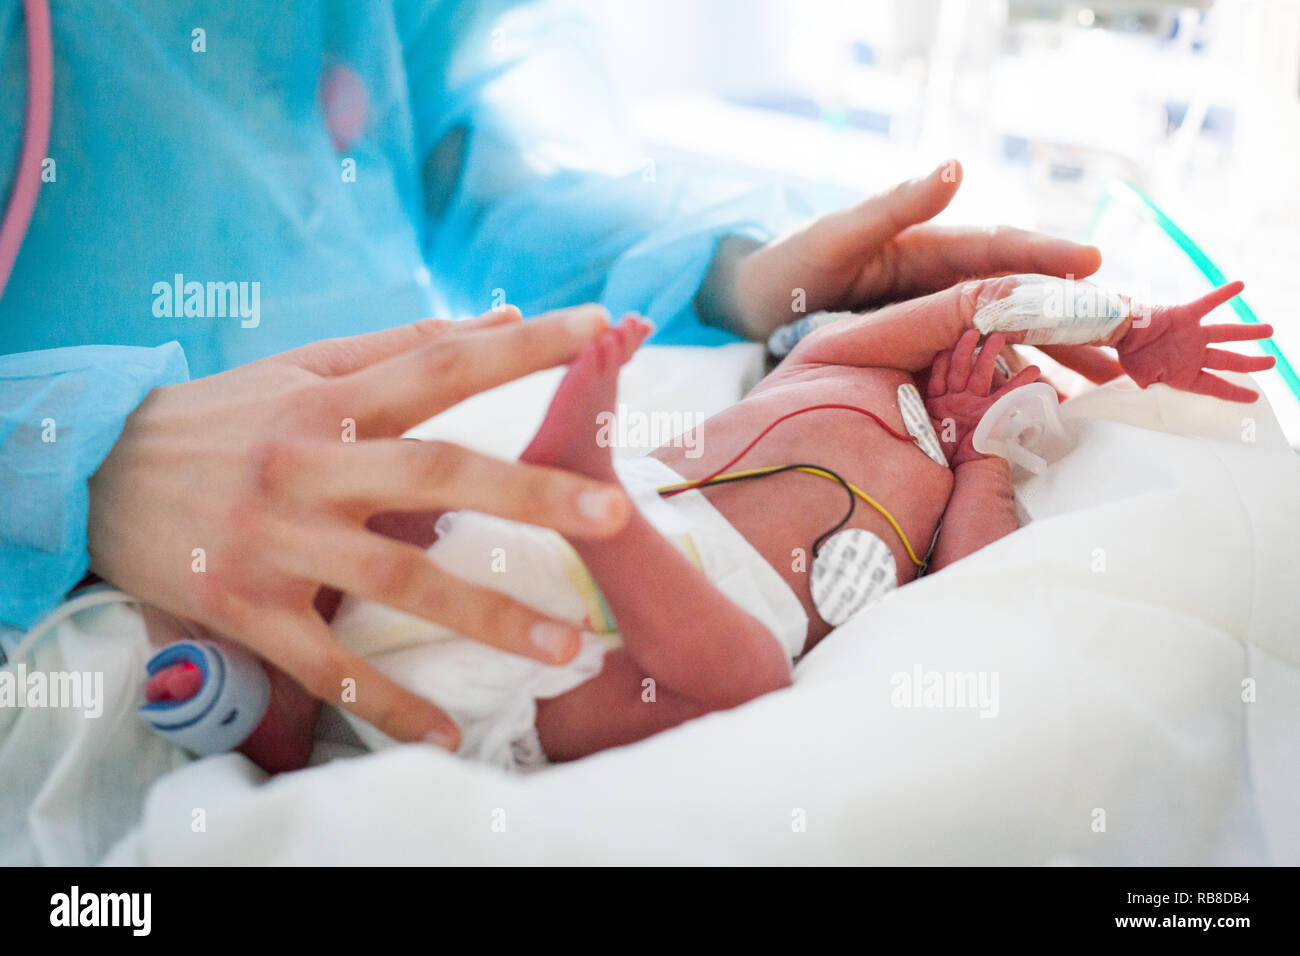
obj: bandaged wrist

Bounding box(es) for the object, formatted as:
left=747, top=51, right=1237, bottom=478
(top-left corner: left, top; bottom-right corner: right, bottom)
left=972, top=279, right=1128, bottom=346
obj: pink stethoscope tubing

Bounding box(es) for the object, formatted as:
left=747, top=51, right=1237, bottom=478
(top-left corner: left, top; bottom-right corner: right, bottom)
left=0, top=0, right=52, bottom=298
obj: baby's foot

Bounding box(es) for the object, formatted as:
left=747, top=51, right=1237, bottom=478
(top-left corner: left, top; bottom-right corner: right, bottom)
left=520, top=315, right=653, bottom=482
left=144, top=642, right=319, bottom=773
left=230, top=664, right=320, bottom=772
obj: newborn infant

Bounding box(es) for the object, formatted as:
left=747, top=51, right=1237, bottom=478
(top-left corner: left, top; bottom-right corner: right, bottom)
left=138, top=275, right=1273, bottom=772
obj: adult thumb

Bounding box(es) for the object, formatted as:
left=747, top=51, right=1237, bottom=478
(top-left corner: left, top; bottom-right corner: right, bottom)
left=826, top=159, right=963, bottom=252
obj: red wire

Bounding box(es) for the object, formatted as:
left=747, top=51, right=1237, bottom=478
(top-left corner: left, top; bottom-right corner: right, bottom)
left=661, top=403, right=917, bottom=498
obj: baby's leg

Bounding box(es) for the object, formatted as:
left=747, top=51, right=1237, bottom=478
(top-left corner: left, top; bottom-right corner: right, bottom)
left=535, top=649, right=715, bottom=761
left=521, top=318, right=791, bottom=713
left=142, top=608, right=319, bottom=773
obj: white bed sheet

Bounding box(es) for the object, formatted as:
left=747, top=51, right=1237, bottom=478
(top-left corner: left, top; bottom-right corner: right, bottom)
left=2, top=343, right=1295, bottom=865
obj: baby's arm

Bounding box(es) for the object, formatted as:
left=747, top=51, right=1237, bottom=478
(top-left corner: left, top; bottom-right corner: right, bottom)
left=782, top=276, right=1273, bottom=403
left=926, top=458, right=1017, bottom=572
left=924, top=330, right=1036, bottom=571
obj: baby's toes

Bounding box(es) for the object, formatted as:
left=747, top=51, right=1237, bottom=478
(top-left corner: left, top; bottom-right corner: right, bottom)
left=606, top=315, right=649, bottom=368
left=593, top=326, right=623, bottom=373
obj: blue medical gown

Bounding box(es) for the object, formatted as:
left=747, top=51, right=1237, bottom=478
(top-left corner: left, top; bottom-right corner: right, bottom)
left=0, top=0, right=790, bottom=629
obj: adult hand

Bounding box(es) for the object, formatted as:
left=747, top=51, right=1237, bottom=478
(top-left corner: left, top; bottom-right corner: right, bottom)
left=711, top=159, right=1103, bottom=341
left=87, top=305, right=631, bottom=750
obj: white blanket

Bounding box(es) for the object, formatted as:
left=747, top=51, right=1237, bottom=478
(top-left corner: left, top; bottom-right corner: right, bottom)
left=3, top=344, right=1297, bottom=865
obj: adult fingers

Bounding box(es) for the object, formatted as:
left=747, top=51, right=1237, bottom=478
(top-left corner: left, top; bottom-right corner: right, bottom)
left=334, top=304, right=611, bottom=435
left=464, top=306, right=525, bottom=331
left=1203, top=349, right=1276, bottom=373
left=280, top=439, right=629, bottom=538
left=945, top=226, right=1102, bottom=283
left=272, top=520, right=584, bottom=665
left=240, top=608, right=462, bottom=749
left=279, top=306, right=525, bottom=378
left=948, top=329, right=980, bottom=392
left=888, top=226, right=1102, bottom=298
left=820, top=160, right=962, bottom=256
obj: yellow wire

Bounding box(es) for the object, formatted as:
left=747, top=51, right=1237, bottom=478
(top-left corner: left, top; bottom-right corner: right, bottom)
left=656, top=466, right=926, bottom=568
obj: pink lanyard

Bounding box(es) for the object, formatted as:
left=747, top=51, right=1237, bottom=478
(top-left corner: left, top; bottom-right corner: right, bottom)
left=0, top=0, right=53, bottom=297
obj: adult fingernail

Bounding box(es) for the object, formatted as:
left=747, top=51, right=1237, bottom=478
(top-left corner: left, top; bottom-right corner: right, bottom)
left=530, top=621, right=578, bottom=661
left=424, top=727, right=459, bottom=751
left=578, top=488, right=621, bottom=524
left=566, top=306, right=609, bottom=337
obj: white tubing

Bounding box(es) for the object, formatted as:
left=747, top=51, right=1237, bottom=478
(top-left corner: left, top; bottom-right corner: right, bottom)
left=4, top=585, right=139, bottom=666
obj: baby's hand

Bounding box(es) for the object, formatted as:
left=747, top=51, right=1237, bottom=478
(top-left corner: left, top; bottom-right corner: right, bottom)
left=1117, top=281, right=1275, bottom=402
left=926, top=330, right=1041, bottom=466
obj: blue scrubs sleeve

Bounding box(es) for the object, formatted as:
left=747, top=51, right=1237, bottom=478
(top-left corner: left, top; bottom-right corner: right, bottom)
left=397, top=0, right=792, bottom=345
left=0, top=342, right=189, bottom=630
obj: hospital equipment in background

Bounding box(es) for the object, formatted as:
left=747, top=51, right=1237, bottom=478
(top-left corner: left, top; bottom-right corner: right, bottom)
left=601, top=0, right=1300, bottom=442
left=1092, top=180, right=1300, bottom=405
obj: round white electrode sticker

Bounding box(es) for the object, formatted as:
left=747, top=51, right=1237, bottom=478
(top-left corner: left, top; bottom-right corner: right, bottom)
left=810, top=528, right=898, bottom=627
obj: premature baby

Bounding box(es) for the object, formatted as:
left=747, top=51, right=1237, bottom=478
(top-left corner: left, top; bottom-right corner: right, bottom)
left=137, top=275, right=1274, bottom=772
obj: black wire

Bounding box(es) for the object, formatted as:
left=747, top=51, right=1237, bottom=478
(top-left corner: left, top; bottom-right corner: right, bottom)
left=661, top=462, right=857, bottom=557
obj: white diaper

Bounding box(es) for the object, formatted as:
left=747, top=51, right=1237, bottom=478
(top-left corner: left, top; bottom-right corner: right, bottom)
left=331, top=456, right=808, bottom=772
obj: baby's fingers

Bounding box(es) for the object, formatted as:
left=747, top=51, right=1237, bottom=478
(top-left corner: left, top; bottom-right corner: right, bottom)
left=928, top=350, right=951, bottom=397
left=1205, top=322, right=1273, bottom=344
left=1204, top=349, right=1275, bottom=374
left=947, top=329, right=980, bottom=393
left=969, top=332, right=1006, bottom=395
left=1191, top=371, right=1260, bottom=403
left=989, top=364, right=1042, bottom=399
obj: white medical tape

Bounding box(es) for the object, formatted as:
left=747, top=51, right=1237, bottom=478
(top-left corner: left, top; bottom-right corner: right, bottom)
left=810, top=528, right=898, bottom=627
left=972, top=280, right=1128, bottom=346
left=896, top=383, right=947, bottom=466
